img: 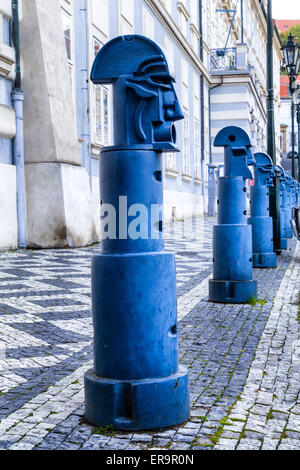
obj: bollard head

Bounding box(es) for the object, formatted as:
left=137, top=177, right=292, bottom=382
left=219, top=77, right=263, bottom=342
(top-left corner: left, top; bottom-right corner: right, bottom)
left=91, top=35, right=183, bottom=151
left=284, top=171, right=294, bottom=192
left=214, top=126, right=255, bottom=179
left=253, top=153, right=275, bottom=187
left=207, top=163, right=217, bottom=175
left=274, top=165, right=286, bottom=190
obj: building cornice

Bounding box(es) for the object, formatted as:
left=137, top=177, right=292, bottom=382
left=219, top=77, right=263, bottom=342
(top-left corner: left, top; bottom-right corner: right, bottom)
left=0, top=0, right=12, bottom=18
left=177, top=2, right=190, bottom=21
left=165, top=168, right=179, bottom=179
left=145, top=0, right=211, bottom=83
left=211, top=73, right=268, bottom=122
left=0, top=43, right=15, bottom=79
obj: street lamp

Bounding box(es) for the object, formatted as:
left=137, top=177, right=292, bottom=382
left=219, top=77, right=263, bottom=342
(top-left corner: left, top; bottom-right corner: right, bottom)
left=282, top=33, right=299, bottom=75
left=296, top=87, right=300, bottom=183
left=281, top=33, right=300, bottom=180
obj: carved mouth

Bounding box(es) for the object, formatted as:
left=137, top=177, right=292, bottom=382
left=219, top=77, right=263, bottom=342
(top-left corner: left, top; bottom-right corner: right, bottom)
left=154, top=122, right=176, bottom=144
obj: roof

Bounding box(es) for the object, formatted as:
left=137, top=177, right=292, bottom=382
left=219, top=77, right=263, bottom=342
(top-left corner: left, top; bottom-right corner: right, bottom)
left=275, top=20, right=300, bottom=34
left=280, top=75, right=290, bottom=98
left=280, top=74, right=300, bottom=98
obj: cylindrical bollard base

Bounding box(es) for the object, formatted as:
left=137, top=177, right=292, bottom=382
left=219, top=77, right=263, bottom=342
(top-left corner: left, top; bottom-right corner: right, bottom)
left=280, top=238, right=288, bottom=250
left=209, top=279, right=257, bottom=304
left=213, top=224, right=253, bottom=281
left=279, top=209, right=288, bottom=250
left=84, top=366, right=190, bottom=430
left=84, top=251, right=190, bottom=430
left=248, top=216, right=277, bottom=268
left=252, top=252, right=277, bottom=268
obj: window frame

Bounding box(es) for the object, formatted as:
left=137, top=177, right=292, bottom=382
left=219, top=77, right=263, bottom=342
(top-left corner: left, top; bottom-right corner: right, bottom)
left=93, top=37, right=111, bottom=147
left=61, top=8, right=74, bottom=92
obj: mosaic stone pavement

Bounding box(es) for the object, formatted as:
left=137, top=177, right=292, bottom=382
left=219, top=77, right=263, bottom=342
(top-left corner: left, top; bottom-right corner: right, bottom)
left=0, top=217, right=299, bottom=451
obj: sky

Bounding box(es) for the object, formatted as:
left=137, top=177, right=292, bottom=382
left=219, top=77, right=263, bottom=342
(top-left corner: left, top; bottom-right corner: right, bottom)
left=272, top=0, right=300, bottom=20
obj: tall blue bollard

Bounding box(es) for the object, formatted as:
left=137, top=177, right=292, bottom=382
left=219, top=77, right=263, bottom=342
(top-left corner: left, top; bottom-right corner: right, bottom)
left=285, top=172, right=295, bottom=240
left=274, top=166, right=288, bottom=250
left=292, top=181, right=300, bottom=240
left=84, top=35, right=190, bottom=430
left=209, top=126, right=257, bottom=303
left=248, top=153, right=277, bottom=268
left=207, top=163, right=218, bottom=216
left=282, top=170, right=293, bottom=239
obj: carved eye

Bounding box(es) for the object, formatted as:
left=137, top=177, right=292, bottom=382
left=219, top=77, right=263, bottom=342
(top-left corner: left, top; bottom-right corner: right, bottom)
left=150, top=74, right=172, bottom=85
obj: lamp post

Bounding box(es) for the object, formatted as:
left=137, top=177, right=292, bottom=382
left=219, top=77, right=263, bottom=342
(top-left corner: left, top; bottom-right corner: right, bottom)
left=297, top=94, right=300, bottom=183
left=267, top=0, right=281, bottom=254
left=281, top=32, right=300, bottom=180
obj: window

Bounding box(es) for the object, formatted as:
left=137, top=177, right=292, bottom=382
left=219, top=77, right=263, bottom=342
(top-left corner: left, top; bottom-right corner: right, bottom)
left=92, top=0, right=109, bottom=37
left=183, top=112, right=190, bottom=174
left=119, top=0, right=134, bottom=34
left=190, top=0, right=198, bottom=25
left=181, top=59, right=189, bottom=109
left=193, top=73, right=201, bottom=177
left=164, top=36, right=175, bottom=75
left=166, top=153, right=177, bottom=171
left=93, top=39, right=111, bottom=146
left=181, top=59, right=190, bottom=174
left=2, top=17, right=11, bottom=46
left=142, top=6, right=155, bottom=40
left=191, top=29, right=199, bottom=54
left=62, top=9, right=73, bottom=89
left=194, top=120, right=201, bottom=177
left=179, top=10, right=188, bottom=37
left=162, top=0, right=172, bottom=13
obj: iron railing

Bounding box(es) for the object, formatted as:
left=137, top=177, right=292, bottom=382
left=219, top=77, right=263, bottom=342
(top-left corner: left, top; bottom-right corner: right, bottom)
left=210, top=48, right=237, bottom=72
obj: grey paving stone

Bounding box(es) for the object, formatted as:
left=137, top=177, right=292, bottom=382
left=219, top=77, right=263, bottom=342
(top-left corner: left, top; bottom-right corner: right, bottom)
left=0, top=220, right=298, bottom=450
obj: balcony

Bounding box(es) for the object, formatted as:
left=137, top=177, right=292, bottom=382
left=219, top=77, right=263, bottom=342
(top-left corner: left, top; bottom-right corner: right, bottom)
left=210, top=48, right=237, bottom=73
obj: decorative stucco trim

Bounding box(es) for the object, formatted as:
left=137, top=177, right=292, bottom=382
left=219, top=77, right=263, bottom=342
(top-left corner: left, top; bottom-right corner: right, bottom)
left=145, top=0, right=211, bottom=84
left=0, top=43, right=15, bottom=79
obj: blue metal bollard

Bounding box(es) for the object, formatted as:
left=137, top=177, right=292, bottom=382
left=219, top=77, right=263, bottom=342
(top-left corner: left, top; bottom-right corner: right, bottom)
left=285, top=172, right=296, bottom=240
left=248, top=153, right=277, bottom=268
left=84, top=35, right=190, bottom=430
left=275, top=166, right=288, bottom=250
left=279, top=169, right=293, bottom=241
left=292, top=181, right=300, bottom=240
left=209, top=126, right=257, bottom=303
left=207, top=163, right=218, bottom=216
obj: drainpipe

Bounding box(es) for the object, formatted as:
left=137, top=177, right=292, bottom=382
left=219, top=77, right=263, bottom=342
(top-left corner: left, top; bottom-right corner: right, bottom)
left=199, top=0, right=207, bottom=209
left=12, top=0, right=27, bottom=249
left=241, top=0, right=244, bottom=44
left=266, top=0, right=281, bottom=254
left=74, top=0, right=92, bottom=188
left=209, top=77, right=224, bottom=163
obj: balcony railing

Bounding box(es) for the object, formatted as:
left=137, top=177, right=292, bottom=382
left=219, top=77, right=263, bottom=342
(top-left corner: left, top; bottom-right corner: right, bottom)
left=210, top=48, right=237, bottom=73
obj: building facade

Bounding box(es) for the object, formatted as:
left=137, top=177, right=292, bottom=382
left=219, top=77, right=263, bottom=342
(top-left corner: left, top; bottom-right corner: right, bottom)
left=0, top=0, right=17, bottom=248
left=279, top=74, right=299, bottom=175
left=276, top=20, right=300, bottom=175
left=0, top=0, right=283, bottom=249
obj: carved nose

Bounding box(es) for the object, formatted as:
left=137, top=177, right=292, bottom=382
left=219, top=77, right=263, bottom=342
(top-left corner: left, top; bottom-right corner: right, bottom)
left=166, top=101, right=184, bottom=122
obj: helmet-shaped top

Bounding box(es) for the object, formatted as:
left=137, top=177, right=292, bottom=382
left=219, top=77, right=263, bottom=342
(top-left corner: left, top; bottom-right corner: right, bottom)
left=91, top=35, right=173, bottom=84
left=214, top=126, right=255, bottom=179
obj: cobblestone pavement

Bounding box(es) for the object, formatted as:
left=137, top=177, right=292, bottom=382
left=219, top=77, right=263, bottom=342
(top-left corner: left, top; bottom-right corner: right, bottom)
left=0, top=217, right=299, bottom=451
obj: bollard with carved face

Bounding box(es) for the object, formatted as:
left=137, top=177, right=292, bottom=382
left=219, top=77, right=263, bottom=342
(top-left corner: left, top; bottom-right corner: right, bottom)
left=254, top=153, right=275, bottom=187
left=91, top=35, right=183, bottom=151
left=213, top=126, right=255, bottom=179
